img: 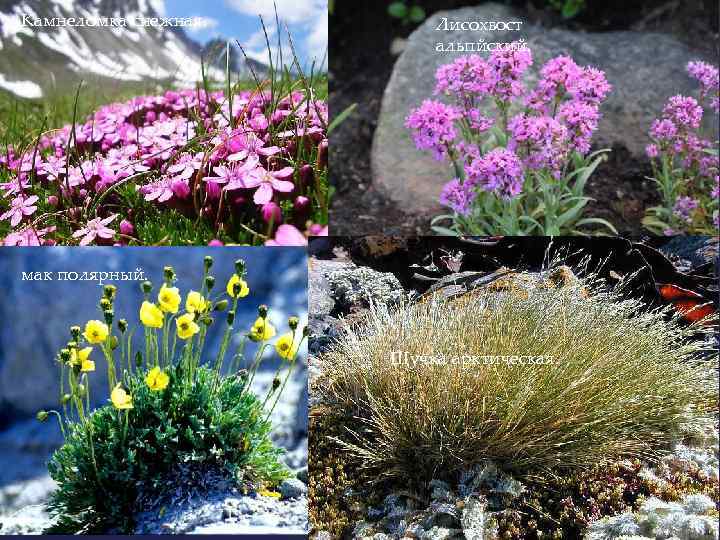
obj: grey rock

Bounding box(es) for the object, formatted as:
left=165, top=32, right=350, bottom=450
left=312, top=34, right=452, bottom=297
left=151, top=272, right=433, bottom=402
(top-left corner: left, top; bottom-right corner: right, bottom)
left=461, top=497, right=496, bottom=540
left=429, top=479, right=454, bottom=502
left=353, top=520, right=375, bottom=537
left=372, top=3, right=719, bottom=215
left=423, top=502, right=460, bottom=530
left=296, top=467, right=308, bottom=484
left=328, top=266, right=405, bottom=311
left=279, top=478, right=307, bottom=500
left=0, top=504, right=52, bottom=535
left=0, top=475, right=56, bottom=513
left=420, top=526, right=463, bottom=540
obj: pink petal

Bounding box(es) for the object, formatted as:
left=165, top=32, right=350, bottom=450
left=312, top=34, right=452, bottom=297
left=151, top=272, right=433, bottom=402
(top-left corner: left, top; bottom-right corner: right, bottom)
left=79, top=232, right=95, bottom=246
left=272, top=167, right=295, bottom=179
left=253, top=183, right=273, bottom=205
left=270, top=179, right=295, bottom=193
left=272, top=224, right=307, bottom=246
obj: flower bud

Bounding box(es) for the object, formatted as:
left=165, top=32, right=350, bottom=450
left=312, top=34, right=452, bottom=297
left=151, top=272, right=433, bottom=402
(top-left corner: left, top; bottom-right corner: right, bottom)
left=61, top=393, right=72, bottom=405
left=103, top=284, right=117, bottom=300
left=47, top=195, right=59, bottom=207
left=204, top=255, right=214, bottom=271
left=213, top=299, right=228, bottom=312
left=59, top=349, right=71, bottom=363
left=316, top=139, right=328, bottom=170
left=205, top=275, right=215, bottom=290
left=302, top=325, right=309, bottom=338
left=258, top=305, right=268, bottom=318
left=141, top=280, right=153, bottom=294
left=163, top=266, right=175, bottom=283
left=76, top=384, right=86, bottom=398
left=288, top=316, right=299, bottom=331
left=293, top=196, right=311, bottom=223
left=100, top=298, right=111, bottom=310
left=109, top=335, right=119, bottom=350
left=261, top=202, right=282, bottom=225
left=36, top=411, right=49, bottom=422
left=234, top=259, right=246, bottom=275
left=272, top=377, right=281, bottom=390
left=299, top=164, right=314, bottom=189
left=118, top=319, right=128, bottom=333
left=202, top=316, right=213, bottom=327
left=103, top=309, right=114, bottom=325
left=227, top=310, right=235, bottom=325
left=208, top=239, right=224, bottom=246
left=236, top=369, right=248, bottom=383
left=119, top=219, right=135, bottom=237
left=70, top=326, right=81, bottom=340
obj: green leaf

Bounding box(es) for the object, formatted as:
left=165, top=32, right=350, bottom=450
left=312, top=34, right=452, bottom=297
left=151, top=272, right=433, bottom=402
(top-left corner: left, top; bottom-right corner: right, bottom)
left=328, top=103, right=357, bottom=134
left=408, top=5, right=426, bottom=22
left=431, top=225, right=460, bottom=236
left=555, top=198, right=589, bottom=229
left=387, top=1, right=408, bottom=19
left=576, top=217, right=619, bottom=234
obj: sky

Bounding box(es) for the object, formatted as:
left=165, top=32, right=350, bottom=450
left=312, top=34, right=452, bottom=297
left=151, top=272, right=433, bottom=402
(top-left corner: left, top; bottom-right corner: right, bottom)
left=158, top=0, right=327, bottom=70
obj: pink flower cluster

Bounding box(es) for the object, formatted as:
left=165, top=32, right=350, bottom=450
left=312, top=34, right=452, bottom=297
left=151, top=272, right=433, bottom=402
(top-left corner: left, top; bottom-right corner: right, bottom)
left=0, top=88, right=328, bottom=246
left=407, top=46, right=610, bottom=214
left=646, top=61, right=719, bottom=231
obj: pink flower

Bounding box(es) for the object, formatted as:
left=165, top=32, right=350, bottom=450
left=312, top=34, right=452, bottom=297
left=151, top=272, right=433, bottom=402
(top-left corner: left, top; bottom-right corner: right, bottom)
left=1, top=195, right=39, bottom=226
left=439, top=178, right=474, bottom=216
left=309, top=224, right=328, bottom=236
left=405, top=100, right=461, bottom=161
left=465, top=148, right=524, bottom=199
left=265, top=224, right=307, bottom=246
left=3, top=225, right=55, bottom=246
left=242, top=166, right=295, bottom=204
left=72, top=214, right=117, bottom=246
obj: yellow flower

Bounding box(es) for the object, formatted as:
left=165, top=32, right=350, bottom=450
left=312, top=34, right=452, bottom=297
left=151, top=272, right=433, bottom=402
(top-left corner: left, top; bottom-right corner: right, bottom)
left=145, top=366, right=169, bottom=391
left=248, top=317, right=276, bottom=342
left=69, top=346, right=93, bottom=366
left=83, top=320, right=109, bottom=344
left=275, top=332, right=299, bottom=361
left=186, top=290, right=209, bottom=314
left=158, top=284, right=181, bottom=313
left=176, top=313, right=200, bottom=340
left=140, top=301, right=164, bottom=328
left=226, top=274, right=249, bottom=298
left=257, top=489, right=281, bottom=499
left=80, top=359, right=95, bottom=373
left=110, top=384, right=133, bottom=409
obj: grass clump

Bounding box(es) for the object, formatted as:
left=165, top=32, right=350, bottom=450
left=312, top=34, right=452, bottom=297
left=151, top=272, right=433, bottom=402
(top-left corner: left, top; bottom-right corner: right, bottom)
left=39, top=257, right=305, bottom=533
left=319, top=274, right=718, bottom=482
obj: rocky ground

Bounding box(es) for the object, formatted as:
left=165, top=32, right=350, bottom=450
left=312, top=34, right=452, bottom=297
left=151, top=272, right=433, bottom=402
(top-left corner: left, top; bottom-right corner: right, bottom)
left=308, top=236, right=719, bottom=540
left=0, top=368, right=309, bottom=535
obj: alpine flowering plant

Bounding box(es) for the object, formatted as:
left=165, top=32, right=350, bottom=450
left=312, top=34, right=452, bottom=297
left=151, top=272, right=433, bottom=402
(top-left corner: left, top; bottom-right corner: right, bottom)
left=0, top=43, right=328, bottom=246
left=406, top=44, right=618, bottom=235
left=643, top=60, right=719, bottom=235
left=38, top=257, right=306, bottom=533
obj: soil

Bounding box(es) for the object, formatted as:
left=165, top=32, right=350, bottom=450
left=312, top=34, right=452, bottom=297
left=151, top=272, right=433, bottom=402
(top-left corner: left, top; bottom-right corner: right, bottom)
left=329, top=0, right=720, bottom=237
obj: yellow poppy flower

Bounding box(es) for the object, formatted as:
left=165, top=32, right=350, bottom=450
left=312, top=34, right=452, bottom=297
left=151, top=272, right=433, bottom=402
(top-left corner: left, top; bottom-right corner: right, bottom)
left=69, top=346, right=93, bottom=366
left=186, top=291, right=209, bottom=314
left=257, top=489, right=281, bottom=499
left=80, top=359, right=95, bottom=372
left=248, top=317, right=276, bottom=342
left=145, top=366, right=169, bottom=391
left=157, top=284, right=181, bottom=313
left=140, top=301, right=164, bottom=328
left=275, top=332, right=299, bottom=361
left=226, top=274, right=249, bottom=298
left=83, top=320, right=109, bottom=344
left=176, top=313, right=200, bottom=340
left=110, top=384, right=133, bottom=409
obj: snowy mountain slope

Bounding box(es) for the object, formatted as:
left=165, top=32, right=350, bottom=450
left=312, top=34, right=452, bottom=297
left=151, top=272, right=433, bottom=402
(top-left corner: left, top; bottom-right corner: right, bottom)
left=0, top=0, right=264, bottom=98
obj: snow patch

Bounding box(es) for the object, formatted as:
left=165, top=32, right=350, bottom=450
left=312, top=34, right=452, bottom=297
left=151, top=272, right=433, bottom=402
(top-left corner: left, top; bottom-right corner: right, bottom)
left=0, top=74, right=43, bottom=99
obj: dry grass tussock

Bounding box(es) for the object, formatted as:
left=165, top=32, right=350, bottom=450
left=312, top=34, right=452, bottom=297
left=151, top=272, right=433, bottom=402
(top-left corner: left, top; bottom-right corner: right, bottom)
left=318, top=273, right=719, bottom=482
